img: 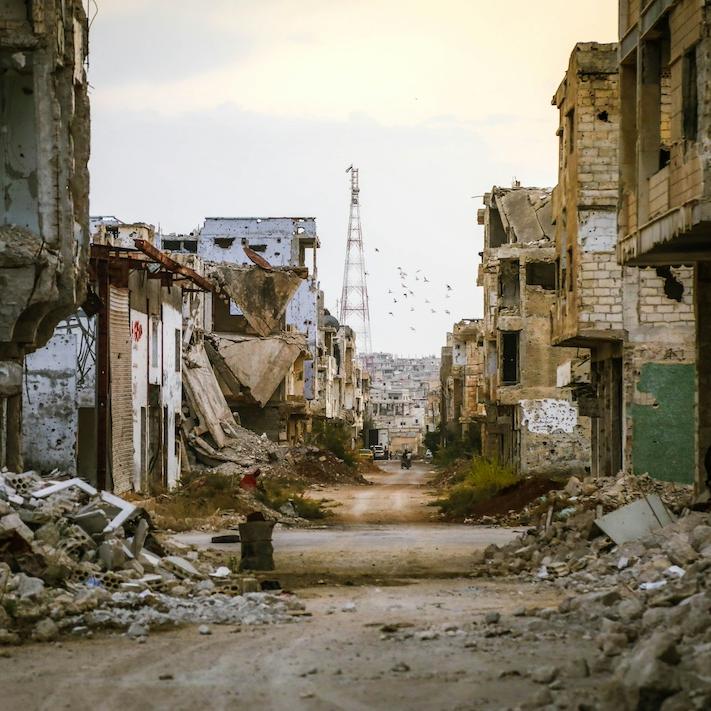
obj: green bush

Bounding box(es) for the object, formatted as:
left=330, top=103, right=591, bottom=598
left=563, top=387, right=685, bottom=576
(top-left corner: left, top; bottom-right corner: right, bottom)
left=434, top=457, right=519, bottom=518
left=308, top=420, right=357, bottom=467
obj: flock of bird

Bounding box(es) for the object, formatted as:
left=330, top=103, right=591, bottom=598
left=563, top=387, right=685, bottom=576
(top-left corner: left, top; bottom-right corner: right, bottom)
left=371, top=246, right=454, bottom=333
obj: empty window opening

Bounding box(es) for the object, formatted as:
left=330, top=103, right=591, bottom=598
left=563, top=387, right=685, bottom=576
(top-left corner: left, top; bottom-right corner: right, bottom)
left=566, top=109, right=575, bottom=154
left=683, top=48, right=698, bottom=142
left=488, top=207, right=507, bottom=248
left=174, top=328, right=181, bottom=372
left=655, top=266, right=684, bottom=302
left=150, top=319, right=159, bottom=367
left=1, top=54, right=39, bottom=232
left=214, top=237, right=235, bottom=248
left=249, top=244, right=267, bottom=252
left=498, top=260, right=520, bottom=309
left=501, top=332, right=520, bottom=385
left=525, top=261, right=556, bottom=290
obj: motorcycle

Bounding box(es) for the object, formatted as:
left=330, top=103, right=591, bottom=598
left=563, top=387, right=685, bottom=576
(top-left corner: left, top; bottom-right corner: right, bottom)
left=400, top=453, right=412, bottom=470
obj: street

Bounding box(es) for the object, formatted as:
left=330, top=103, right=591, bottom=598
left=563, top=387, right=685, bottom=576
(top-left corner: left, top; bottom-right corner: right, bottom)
left=0, top=463, right=599, bottom=711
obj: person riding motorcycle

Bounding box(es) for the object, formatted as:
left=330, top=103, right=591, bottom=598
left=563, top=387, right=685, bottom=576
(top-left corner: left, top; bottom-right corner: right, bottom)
left=400, top=449, right=412, bottom=470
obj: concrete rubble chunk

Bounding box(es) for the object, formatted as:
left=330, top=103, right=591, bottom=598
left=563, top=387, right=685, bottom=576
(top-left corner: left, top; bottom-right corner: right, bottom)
left=594, top=495, right=675, bottom=545
left=0, top=513, right=34, bottom=543
left=163, top=555, right=203, bottom=579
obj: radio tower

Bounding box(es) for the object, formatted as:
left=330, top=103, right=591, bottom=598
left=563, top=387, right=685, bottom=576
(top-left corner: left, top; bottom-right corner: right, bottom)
left=339, top=165, right=373, bottom=355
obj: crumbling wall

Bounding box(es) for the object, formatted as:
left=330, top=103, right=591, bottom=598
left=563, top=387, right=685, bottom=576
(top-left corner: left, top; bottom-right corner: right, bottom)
left=623, top=266, right=696, bottom=484
left=0, top=1, right=90, bottom=469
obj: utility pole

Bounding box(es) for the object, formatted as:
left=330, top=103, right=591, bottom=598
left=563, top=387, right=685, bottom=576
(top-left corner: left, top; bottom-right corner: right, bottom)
left=340, top=165, right=373, bottom=356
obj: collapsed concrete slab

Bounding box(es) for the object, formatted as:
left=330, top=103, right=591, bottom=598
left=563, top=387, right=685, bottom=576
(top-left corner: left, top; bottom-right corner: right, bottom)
left=207, top=263, right=306, bottom=337
left=208, top=333, right=308, bottom=407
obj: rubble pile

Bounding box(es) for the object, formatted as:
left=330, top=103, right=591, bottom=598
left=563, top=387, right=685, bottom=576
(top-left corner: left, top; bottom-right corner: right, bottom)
left=279, top=446, right=369, bottom=487
left=0, top=469, right=303, bottom=644
left=187, top=422, right=283, bottom=471
left=467, top=471, right=691, bottom=527
left=472, top=476, right=711, bottom=709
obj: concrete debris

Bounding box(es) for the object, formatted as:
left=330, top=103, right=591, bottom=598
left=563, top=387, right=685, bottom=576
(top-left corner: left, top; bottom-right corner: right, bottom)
left=594, top=494, right=676, bottom=544
left=474, top=479, right=711, bottom=708
left=0, top=468, right=304, bottom=643
left=465, top=471, right=692, bottom=528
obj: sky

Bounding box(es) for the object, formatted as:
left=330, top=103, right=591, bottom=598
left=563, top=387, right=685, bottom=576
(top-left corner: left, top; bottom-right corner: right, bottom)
left=88, top=0, right=618, bottom=356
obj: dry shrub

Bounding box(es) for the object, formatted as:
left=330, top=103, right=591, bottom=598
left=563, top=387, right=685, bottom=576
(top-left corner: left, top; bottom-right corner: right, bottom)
left=434, top=457, right=520, bottom=519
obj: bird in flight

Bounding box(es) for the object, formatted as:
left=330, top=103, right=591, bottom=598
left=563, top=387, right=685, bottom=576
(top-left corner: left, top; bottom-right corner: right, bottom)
left=424, top=277, right=430, bottom=283
left=446, top=284, right=452, bottom=291
left=431, top=308, right=436, bottom=313
left=375, top=247, right=380, bottom=253
left=388, top=311, right=393, bottom=316
left=410, top=326, right=416, bottom=331
left=425, top=299, right=430, bottom=304
left=445, top=309, right=451, bottom=314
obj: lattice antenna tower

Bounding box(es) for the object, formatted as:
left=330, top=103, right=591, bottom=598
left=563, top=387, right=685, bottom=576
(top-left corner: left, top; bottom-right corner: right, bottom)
left=339, top=165, right=373, bottom=355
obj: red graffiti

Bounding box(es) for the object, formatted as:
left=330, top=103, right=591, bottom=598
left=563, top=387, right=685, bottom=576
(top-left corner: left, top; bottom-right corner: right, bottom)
left=131, top=321, right=143, bottom=342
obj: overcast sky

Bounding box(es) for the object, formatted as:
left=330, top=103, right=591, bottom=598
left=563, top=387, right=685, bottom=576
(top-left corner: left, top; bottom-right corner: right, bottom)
left=88, top=0, right=618, bottom=356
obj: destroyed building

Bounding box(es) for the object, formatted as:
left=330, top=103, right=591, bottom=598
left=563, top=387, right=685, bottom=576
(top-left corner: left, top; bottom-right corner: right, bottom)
left=0, top=1, right=90, bottom=471
left=551, top=42, right=697, bottom=483
left=477, top=186, right=591, bottom=476
left=171, top=216, right=368, bottom=447
left=439, top=319, right=485, bottom=447
left=195, top=217, right=318, bottom=444
left=617, top=0, right=711, bottom=496
left=21, top=219, right=211, bottom=493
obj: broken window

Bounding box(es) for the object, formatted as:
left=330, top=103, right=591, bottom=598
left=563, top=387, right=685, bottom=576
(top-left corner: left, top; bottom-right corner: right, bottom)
left=488, top=207, right=507, bottom=248
left=498, top=260, right=520, bottom=309
left=214, top=237, right=235, bottom=248
left=249, top=244, right=267, bottom=252
left=683, top=48, right=698, bottom=142
left=500, top=332, right=519, bottom=385
left=525, top=261, right=556, bottom=290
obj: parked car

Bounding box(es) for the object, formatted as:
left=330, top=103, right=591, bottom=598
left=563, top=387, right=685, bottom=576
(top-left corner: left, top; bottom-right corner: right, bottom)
left=357, top=448, right=374, bottom=461
left=371, top=444, right=387, bottom=460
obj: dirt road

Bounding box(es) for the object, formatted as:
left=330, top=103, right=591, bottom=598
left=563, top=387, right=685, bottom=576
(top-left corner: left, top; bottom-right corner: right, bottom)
left=0, top=462, right=598, bottom=710
left=314, top=459, right=440, bottom=523
left=179, top=461, right=523, bottom=584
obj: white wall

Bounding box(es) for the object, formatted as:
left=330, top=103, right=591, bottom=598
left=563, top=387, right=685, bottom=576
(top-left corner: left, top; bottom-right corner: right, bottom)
left=22, top=332, right=78, bottom=474
left=131, top=309, right=148, bottom=490
left=162, top=302, right=183, bottom=488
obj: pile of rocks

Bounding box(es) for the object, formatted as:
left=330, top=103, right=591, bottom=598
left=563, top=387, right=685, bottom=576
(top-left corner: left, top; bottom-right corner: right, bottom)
left=470, top=471, right=691, bottom=527
left=473, top=481, right=711, bottom=709
left=0, top=469, right=303, bottom=644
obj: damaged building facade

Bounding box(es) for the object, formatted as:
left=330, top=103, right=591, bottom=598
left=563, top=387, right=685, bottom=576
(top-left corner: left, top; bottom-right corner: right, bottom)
left=476, top=186, right=591, bottom=476
left=439, top=319, right=485, bottom=447
left=0, top=1, right=90, bottom=470
left=551, top=41, right=697, bottom=483
left=448, top=14, right=707, bottom=492
left=193, top=217, right=366, bottom=446
left=616, top=0, right=710, bottom=495
left=21, top=219, right=211, bottom=493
